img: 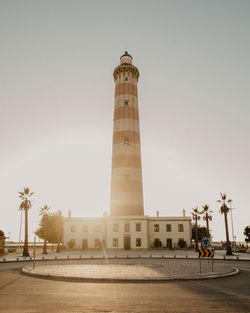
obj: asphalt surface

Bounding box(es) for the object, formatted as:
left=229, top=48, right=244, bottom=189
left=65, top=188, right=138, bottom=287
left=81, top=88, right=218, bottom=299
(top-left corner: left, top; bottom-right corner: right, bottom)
left=0, top=260, right=250, bottom=313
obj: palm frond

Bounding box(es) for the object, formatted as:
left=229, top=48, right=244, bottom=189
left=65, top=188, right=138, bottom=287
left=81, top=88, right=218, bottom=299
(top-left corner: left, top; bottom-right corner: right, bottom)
left=24, top=187, right=30, bottom=195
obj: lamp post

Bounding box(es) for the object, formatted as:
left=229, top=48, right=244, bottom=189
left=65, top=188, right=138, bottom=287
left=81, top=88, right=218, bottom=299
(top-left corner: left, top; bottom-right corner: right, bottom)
left=230, top=201, right=235, bottom=251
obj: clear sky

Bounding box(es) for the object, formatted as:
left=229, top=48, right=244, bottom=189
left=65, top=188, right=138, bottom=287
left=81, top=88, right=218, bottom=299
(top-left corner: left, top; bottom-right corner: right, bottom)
left=0, top=0, right=249, bottom=242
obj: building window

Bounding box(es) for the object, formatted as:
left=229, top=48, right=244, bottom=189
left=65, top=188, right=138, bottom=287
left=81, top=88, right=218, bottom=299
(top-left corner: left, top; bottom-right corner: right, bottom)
left=154, top=224, right=159, bottom=232
left=82, top=239, right=88, bottom=249
left=113, top=223, right=118, bottom=232
left=124, top=100, right=129, bottom=106
left=166, top=224, right=171, bottom=232
left=124, top=77, right=128, bottom=81
left=136, top=223, right=141, bottom=232
left=124, top=175, right=129, bottom=182
left=82, top=224, right=88, bottom=232
left=136, top=238, right=141, bottom=247
left=113, top=238, right=118, bottom=247
left=95, top=224, right=101, bottom=232
left=95, top=239, right=100, bottom=248
left=124, top=223, right=130, bottom=233
left=70, top=224, right=76, bottom=232
left=178, top=224, right=184, bottom=232
left=123, top=136, right=130, bottom=145
left=68, top=239, right=75, bottom=248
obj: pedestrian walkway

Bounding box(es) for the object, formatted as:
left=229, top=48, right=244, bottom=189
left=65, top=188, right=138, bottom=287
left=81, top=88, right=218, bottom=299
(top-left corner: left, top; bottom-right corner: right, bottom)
left=1, top=248, right=250, bottom=263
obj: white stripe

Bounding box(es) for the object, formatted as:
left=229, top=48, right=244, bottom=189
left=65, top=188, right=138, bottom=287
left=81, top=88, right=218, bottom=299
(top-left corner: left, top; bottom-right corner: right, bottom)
left=113, top=119, right=140, bottom=133
left=111, top=167, right=143, bottom=181
left=110, top=192, right=144, bottom=206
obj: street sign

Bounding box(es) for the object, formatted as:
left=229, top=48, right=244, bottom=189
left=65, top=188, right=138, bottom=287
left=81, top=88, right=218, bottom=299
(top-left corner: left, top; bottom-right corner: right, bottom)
left=199, top=248, right=214, bottom=258
left=201, top=236, right=210, bottom=248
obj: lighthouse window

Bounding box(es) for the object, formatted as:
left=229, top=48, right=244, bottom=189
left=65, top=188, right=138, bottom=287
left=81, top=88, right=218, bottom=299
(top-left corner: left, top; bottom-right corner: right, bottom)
left=123, top=136, right=130, bottom=145
left=124, top=175, right=129, bottom=182
left=124, top=101, right=129, bottom=106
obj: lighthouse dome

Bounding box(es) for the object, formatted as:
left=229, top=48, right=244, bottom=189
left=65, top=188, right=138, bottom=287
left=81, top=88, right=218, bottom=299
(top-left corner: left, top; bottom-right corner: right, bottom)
left=120, top=51, right=133, bottom=64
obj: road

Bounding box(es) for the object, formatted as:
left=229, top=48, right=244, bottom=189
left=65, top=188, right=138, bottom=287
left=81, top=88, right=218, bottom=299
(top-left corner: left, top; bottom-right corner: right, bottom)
left=0, top=260, right=250, bottom=313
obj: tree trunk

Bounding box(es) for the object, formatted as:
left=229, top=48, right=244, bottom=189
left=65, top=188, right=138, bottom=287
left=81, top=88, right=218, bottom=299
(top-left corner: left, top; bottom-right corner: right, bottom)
left=42, top=240, right=47, bottom=254
left=206, top=214, right=210, bottom=237
left=22, top=207, right=29, bottom=257
left=224, top=212, right=232, bottom=255
left=195, top=217, right=199, bottom=252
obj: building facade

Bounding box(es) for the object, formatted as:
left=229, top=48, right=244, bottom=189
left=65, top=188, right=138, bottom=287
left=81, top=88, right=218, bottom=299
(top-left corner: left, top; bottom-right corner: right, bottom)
left=63, top=52, right=192, bottom=250
left=63, top=214, right=192, bottom=249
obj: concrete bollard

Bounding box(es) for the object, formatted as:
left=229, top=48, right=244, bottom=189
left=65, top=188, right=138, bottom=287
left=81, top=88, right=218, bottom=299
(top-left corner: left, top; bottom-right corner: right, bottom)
left=186, top=255, right=188, bottom=258
left=174, top=255, right=176, bottom=258
left=16, top=258, right=19, bottom=261
left=3, top=258, right=6, bottom=262
left=162, top=255, right=164, bottom=258
left=150, top=255, right=152, bottom=258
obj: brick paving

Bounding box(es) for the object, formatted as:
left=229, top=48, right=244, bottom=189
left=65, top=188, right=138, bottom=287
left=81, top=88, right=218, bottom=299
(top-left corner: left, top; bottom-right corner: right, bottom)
left=23, top=259, right=233, bottom=279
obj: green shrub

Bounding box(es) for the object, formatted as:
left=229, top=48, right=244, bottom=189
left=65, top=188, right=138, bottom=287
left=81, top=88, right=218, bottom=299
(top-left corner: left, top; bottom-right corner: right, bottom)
left=178, top=239, right=187, bottom=248
left=154, top=238, right=162, bottom=248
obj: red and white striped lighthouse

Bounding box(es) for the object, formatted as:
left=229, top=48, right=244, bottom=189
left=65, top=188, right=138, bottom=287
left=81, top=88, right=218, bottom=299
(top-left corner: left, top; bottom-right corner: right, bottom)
left=110, top=52, right=144, bottom=216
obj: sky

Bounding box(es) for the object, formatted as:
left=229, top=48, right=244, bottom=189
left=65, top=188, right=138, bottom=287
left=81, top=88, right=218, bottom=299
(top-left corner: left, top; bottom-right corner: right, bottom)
left=0, top=0, right=249, bottom=243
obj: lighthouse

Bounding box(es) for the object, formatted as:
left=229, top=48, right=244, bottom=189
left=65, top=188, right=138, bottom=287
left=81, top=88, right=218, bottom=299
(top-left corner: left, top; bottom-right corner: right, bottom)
left=63, top=52, right=193, bottom=250
left=110, top=52, right=144, bottom=216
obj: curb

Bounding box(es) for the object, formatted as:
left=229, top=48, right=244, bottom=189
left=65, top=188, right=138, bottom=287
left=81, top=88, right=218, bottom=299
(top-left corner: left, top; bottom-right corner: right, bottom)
left=1, top=256, right=250, bottom=264
left=21, top=266, right=239, bottom=283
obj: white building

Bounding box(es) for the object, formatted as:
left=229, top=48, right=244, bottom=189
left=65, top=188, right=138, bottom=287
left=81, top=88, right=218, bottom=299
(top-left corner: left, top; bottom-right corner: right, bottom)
left=63, top=212, right=192, bottom=250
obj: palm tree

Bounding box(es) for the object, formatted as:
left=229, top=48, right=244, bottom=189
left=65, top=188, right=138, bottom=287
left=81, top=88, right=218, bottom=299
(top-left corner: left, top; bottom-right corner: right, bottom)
left=18, top=187, right=34, bottom=257
left=39, top=205, right=50, bottom=254
left=192, top=207, right=201, bottom=252
left=217, top=193, right=233, bottom=255
left=201, top=204, right=212, bottom=238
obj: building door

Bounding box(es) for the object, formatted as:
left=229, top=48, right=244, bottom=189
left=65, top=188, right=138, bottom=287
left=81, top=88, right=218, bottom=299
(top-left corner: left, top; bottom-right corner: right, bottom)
left=82, top=239, right=88, bottom=250
left=166, top=239, right=172, bottom=250
left=124, top=237, right=130, bottom=250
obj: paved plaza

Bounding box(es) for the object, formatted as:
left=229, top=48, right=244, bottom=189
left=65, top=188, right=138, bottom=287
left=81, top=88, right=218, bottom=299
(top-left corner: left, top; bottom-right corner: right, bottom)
left=22, top=258, right=236, bottom=281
